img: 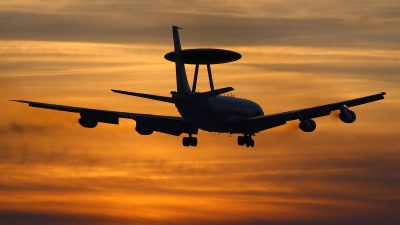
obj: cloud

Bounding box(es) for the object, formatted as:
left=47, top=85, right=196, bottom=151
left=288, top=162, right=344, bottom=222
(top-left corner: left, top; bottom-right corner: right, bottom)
left=246, top=62, right=400, bottom=78
left=0, top=211, right=152, bottom=225
left=0, top=1, right=399, bottom=224
left=0, top=122, right=48, bottom=134
left=1, top=1, right=400, bottom=48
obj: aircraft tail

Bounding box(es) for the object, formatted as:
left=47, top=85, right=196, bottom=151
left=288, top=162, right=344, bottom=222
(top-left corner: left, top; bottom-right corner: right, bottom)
left=172, top=26, right=191, bottom=94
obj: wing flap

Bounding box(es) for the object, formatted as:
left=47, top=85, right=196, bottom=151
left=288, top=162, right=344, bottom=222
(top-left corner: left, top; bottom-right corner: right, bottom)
left=285, top=105, right=334, bottom=121
left=136, top=116, right=197, bottom=136
left=80, top=109, right=119, bottom=124
left=230, top=113, right=287, bottom=134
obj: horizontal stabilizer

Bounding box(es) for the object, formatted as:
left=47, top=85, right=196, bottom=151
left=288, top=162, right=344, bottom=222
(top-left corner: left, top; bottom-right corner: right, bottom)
left=111, top=89, right=175, bottom=103
left=183, top=87, right=234, bottom=103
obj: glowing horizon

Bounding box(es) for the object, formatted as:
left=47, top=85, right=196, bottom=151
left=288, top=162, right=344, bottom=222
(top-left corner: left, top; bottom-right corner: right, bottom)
left=1, top=1, right=399, bottom=224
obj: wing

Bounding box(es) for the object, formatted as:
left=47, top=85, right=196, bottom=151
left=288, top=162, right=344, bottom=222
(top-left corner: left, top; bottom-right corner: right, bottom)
left=229, top=92, right=386, bottom=134
left=10, top=100, right=198, bottom=136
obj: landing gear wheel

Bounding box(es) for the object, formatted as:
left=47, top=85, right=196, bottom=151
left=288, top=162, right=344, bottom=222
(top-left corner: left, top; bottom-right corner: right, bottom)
left=182, top=136, right=197, bottom=147
left=190, top=137, right=197, bottom=147
left=237, top=136, right=245, bottom=146
left=183, top=137, right=190, bottom=147
left=238, top=135, right=255, bottom=147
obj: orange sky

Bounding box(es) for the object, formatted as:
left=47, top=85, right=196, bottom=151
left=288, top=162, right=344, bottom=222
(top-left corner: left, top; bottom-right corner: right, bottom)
left=1, top=1, right=399, bottom=224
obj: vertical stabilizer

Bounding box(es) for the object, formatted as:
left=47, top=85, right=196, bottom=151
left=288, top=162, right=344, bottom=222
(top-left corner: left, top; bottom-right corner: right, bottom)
left=172, top=26, right=191, bottom=93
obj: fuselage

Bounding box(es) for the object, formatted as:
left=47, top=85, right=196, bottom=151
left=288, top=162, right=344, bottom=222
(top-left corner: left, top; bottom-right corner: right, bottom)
left=176, top=95, right=264, bottom=132
left=170, top=26, right=264, bottom=133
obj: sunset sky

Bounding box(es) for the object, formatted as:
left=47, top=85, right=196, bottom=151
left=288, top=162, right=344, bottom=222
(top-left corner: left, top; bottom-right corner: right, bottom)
left=1, top=0, right=399, bottom=224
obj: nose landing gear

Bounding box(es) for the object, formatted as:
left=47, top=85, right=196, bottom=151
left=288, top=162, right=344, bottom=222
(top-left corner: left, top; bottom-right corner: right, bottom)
left=237, top=134, right=254, bottom=147
left=183, top=135, right=197, bottom=147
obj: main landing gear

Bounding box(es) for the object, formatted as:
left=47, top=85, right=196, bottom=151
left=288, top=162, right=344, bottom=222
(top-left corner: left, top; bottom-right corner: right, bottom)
left=183, top=135, right=197, bottom=147
left=237, top=134, right=254, bottom=147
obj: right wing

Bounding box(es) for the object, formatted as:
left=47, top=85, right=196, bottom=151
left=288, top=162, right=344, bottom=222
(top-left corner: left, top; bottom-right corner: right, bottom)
left=11, top=100, right=198, bottom=136
left=229, top=92, right=386, bottom=134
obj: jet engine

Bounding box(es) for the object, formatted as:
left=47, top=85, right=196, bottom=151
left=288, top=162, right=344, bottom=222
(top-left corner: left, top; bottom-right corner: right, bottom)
left=78, top=117, right=98, bottom=128
left=339, top=109, right=356, bottom=123
left=299, top=119, right=316, bottom=132
left=135, top=126, right=153, bottom=135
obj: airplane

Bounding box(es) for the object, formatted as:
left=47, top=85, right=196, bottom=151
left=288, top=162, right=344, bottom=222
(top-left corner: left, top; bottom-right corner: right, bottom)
left=11, top=26, right=386, bottom=147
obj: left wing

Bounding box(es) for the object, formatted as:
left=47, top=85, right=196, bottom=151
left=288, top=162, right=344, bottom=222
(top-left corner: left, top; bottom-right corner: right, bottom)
left=10, top=100, right=198, bottom=136
left=229, top=92, right=386, bottom=134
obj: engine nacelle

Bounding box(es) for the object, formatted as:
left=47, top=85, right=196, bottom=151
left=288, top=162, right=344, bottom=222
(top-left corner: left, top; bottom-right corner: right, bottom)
left=299, top=119, right=316, bottom=132
left=78, top=117, right=98, bottom=128
left=339, top=110, right=356, bottom=123
left=135, top=126, right=153, bottom=135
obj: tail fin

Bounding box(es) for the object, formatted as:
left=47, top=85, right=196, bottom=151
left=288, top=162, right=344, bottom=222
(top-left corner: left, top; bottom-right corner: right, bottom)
left=172, top=26, right=191, bottom=93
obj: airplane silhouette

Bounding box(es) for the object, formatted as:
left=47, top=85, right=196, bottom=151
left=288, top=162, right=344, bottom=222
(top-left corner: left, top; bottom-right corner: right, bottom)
left=11, top=26, right=386, bottom=147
